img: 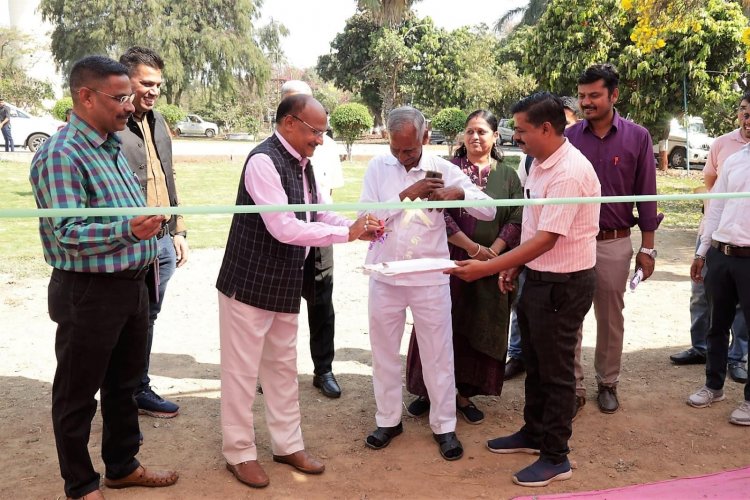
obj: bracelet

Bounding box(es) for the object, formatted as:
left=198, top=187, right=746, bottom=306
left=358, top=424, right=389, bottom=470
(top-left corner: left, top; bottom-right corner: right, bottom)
left=468, top=243, right=482, bottom=258
left=694, top=254, right=706, bottom=261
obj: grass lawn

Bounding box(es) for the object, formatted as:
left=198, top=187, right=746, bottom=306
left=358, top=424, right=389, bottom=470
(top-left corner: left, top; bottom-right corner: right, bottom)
left=0, top=157, right=702, bottom=278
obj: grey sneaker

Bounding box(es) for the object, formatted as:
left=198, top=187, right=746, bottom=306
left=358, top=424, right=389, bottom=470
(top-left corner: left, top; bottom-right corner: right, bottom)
left=729, top=401, right=750, bottom=426
left=687, top=386, right=725, bottom=408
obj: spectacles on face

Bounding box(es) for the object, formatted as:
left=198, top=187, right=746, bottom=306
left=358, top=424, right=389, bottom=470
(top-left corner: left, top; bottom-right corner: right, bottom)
left=289, top=115, right=326, bottom=137
left=83, top=87, right=136, bottom=106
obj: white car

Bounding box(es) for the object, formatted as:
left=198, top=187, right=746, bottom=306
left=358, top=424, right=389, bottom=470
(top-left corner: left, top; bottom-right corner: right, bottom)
left=1, top=103, right=63, bottom=152
left=174, top=114, right=219, bottom=138
left=653, top=117, right=713, bottom=169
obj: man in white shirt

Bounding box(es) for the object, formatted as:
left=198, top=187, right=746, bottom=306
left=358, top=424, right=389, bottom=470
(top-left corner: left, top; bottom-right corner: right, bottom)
left=359, top=106, right=495, bottom=460
left=688, top=141, right=750, bottom=426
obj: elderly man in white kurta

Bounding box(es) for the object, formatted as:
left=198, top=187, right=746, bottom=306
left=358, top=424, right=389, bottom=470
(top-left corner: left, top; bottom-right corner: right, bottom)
left=359, top=106, right=496, bottom=461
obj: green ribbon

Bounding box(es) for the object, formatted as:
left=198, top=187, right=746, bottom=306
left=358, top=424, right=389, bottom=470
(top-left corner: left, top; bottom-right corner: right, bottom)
left=1, top=192, right=748, bottom=218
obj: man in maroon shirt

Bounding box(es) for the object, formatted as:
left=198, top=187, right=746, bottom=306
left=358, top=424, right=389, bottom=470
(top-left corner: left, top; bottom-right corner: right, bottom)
left=565, top=63, right=659, bottom=414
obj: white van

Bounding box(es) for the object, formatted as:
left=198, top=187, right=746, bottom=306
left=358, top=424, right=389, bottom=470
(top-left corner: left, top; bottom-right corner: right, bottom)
left=1, top=103, right=64, bottom=153
left=654, top=117, right=714, bottom=169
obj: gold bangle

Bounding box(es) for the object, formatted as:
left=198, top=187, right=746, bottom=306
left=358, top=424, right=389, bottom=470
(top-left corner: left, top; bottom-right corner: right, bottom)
left=468, top=243, right=482, bottom=258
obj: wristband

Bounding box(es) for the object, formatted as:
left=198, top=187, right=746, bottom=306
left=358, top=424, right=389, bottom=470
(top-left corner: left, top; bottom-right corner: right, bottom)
left=468, top=243, right=482, bottom=258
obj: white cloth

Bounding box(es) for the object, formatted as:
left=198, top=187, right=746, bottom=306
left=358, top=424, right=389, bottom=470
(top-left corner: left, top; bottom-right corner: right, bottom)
left=310, top=135, right=345, bottom=191
left=368, top=280, right=456, bottom=434
left=358, top=151, right=495, bottom=287
left=219, top=292, right=304, bottom=463
left=699, top=143, right=750, bottom=254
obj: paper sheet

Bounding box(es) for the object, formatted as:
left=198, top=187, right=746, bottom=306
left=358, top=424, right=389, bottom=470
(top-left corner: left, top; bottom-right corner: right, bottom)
left=362, top=258, right=457, bottom=276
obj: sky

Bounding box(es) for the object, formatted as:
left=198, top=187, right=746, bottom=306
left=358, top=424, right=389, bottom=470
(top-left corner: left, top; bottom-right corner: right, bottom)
left=258, top=0, right=528, bottom=69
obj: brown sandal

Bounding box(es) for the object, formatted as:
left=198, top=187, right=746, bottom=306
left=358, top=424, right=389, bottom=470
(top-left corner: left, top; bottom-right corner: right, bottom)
left=104, top=465, right=179, bottom=489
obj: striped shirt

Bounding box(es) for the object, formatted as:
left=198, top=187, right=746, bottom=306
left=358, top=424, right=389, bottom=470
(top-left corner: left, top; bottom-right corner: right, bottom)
left=30, top=113, right=157, bottom=273
left=524, top=139, right=601, bottom=273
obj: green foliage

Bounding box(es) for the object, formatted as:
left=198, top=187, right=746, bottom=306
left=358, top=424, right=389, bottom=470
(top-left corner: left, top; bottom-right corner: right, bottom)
left=432, top=107, right=467, bottom=154
left=522, top=0, right=747, bottom=139
left=51, top=97, right=74, bottom=121
left=330, top=103, right=373, bottom=159
left=0, top=28, right=54, bottom=112
left=154, top=103, right=186, bottom=129
left=38, top=0, right=272, bottom=106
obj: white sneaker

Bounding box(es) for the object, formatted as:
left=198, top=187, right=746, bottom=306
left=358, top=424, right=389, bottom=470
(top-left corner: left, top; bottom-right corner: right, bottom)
left=729, top=401, right=750, bottom=426
left=687, top=386, right=725, bottom=408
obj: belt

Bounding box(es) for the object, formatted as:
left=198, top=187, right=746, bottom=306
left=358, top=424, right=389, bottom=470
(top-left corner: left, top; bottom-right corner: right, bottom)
left=712, top=240, right=750, bottom=258
left=525, top=268, right=594, bottom=283
left=156, top=225, right=170, bottom=239
left=55, top=267, right=150, bottom=280
left=596, top=228, right=631, bottom=241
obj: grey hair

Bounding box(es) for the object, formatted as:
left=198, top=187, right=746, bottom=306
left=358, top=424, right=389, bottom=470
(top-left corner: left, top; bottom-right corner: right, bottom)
left=387, top=106, right=426, bottom=139
left=280, top=80, right=312, bottom=98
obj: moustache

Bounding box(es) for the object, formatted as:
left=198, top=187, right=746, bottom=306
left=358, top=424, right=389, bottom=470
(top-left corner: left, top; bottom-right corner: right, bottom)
left=515, top=140, right=526, bottom=146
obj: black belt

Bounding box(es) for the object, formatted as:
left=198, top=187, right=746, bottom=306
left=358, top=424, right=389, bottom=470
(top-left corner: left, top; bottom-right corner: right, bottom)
left=55, top=267, right=150, bottom=280
left=156, top=226, right=170, bottom=239
left=712, top=240, right=750, bottom=258
left=525, top=267, right=594, bottom=283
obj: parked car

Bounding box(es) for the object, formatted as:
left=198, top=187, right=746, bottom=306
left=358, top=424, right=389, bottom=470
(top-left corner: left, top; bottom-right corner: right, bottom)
left=653, top=116, right=714, bottom=169
left=174, top=114, right=219, bottom=138
left=428, top=129, right=446, bottom=144
left=1, top=103, right=63, bottom=152
left=497, top=118, right=515, bottom=146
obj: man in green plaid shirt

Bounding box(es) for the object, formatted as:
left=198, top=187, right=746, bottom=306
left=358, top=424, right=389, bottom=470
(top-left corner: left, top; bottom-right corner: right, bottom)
left=30, top=55, right=178, bottom=500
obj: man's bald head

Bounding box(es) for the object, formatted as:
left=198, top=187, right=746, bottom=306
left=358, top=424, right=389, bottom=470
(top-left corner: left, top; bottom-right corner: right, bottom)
left=280, top=80, right=313, bottom=98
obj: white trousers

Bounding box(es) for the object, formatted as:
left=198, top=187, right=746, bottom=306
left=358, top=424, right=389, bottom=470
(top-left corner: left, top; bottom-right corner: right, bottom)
left=368, top=280, right=456, bottom=434
left=218, top=292, right=304, bottom=464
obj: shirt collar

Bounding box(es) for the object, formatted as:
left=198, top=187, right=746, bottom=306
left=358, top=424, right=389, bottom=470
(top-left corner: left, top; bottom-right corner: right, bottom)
left=582, top=109, right=622, bottom=136
left=275, top=130, right=309, bottom=167
left=70, top=112, right=121, bottom=149
left=731, top=128, right=750, bottom=144
left=536, top=138, right=572, bottom=171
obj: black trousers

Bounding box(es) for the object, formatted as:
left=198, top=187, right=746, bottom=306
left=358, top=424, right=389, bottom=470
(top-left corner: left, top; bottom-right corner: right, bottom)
left=303, top=246, right=336, bottom=375
left=517, top=268, right=596, bottom=464
left=704, top=246, right=750, bottom=401
left=48, top=269, right=149, bottom=498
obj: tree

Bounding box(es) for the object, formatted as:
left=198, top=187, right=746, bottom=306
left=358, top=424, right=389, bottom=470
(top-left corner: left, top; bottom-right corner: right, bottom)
left=357, top=0, right=421, bottom=27
left=494, top=0, right=550, bottom=33
left=38, top=0, right=272, bottom=106
left=52, top=97, right=74, bottom=121
left=0, top=28, right=54, bottom=112
left=522, top=0, right=747, bottom=154
left=432, top=107, right=466, bottom=156
left=330, top=103, right=373, bottom=160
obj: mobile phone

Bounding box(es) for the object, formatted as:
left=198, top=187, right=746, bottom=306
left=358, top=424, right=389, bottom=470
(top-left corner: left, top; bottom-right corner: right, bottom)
left=425, top=170, right=442, bottom=179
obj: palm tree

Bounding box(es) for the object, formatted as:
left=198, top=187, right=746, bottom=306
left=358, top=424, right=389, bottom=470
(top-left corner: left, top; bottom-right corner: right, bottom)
left=357, top=0, right=421, bottom=27
left=494, top=0, right=549, bottom=33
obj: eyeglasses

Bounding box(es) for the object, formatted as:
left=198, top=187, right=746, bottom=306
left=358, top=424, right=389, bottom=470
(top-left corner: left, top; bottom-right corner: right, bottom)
left=289, top=115, right=326, bottom=137
left=83, top=87, right=136, bottom=105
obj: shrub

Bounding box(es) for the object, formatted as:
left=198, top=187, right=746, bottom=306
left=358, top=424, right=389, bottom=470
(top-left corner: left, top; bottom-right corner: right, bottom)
left=432, top=108, right=467, bottom=155
left=329, top=103, right=373, bottom=160
left=51, top=97, right=73, bottom=121
left=155, top=103, right=186, bottom=129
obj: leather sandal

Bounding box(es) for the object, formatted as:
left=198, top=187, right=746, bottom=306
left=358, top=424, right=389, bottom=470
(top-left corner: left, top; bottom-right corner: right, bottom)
left=104, top=465, right=179, bottom=489
left=365, top=422, right=403, bottom=450
left=433, top=431, right=464, bottom=461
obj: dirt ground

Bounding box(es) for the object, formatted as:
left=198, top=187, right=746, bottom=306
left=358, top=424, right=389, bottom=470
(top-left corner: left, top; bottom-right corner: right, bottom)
left=2, top=227, right=749, bottom=500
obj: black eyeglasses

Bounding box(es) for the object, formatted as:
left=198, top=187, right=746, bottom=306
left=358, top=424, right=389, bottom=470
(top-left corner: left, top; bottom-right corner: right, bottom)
left=289, top=115, right=326, bottom=137
left=83, top=87, right=136, bottom=106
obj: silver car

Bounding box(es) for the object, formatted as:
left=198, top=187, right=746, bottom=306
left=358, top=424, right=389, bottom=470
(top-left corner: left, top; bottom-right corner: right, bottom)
left=174, top=114, right=219, bottom=138
left=1, top=103, right=63, bottom=152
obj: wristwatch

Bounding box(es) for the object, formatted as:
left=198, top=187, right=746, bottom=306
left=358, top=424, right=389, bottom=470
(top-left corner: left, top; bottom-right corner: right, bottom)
left=639, top=247, right=657, bottom=258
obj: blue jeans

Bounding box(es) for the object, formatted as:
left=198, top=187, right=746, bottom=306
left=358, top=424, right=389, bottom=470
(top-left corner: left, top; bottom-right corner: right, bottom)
left=690, top=237, right=748, bottom=364
left=140, top=234, right=177, bottom=390
left=508, top=269, right=526, bottom=360
left=2, top=124, right=14, bottom=152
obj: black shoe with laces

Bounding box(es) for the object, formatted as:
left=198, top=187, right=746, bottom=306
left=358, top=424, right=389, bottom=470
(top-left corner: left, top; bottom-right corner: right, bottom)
left=135, top=387, right=179, bottom=418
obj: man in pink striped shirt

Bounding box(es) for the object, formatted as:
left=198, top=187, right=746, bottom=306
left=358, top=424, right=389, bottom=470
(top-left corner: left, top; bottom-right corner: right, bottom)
left=449, top=92, right=600, bottom=487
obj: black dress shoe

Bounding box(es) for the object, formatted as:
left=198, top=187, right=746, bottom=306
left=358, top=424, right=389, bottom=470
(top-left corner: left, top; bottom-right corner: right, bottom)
left=597, top=385, right=619, bottom=414
left=669, top=348, right=706, bottom=365
left=504, top=357, right=525, bottom=380
left=313, top=372, right=341, bottom=398
left=729, top=363, right=748, bottom=384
